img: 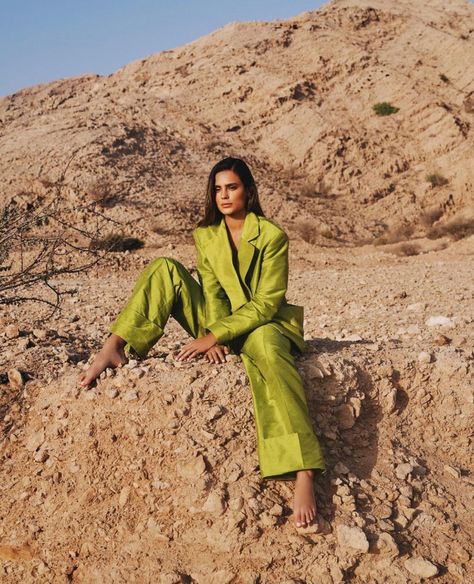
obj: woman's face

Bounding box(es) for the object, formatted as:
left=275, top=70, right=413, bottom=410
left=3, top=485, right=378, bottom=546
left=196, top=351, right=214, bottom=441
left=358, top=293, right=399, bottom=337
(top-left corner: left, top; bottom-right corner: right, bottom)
left=214, top=170, right=247, bottom=218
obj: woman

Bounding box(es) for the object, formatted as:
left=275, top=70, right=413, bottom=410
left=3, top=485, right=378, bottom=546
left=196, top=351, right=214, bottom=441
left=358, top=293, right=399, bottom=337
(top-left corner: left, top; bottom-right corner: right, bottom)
left=79, top=156, right=326, bottom=528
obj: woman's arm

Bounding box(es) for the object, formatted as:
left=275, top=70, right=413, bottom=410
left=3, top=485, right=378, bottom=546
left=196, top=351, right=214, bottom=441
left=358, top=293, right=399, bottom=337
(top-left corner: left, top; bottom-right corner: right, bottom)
left=206, top=231, right=289, bottom=344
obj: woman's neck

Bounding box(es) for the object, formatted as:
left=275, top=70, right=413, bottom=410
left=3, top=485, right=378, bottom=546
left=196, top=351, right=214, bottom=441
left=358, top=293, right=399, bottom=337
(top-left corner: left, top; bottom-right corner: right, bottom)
left=224, top=210, right=247, bottom=232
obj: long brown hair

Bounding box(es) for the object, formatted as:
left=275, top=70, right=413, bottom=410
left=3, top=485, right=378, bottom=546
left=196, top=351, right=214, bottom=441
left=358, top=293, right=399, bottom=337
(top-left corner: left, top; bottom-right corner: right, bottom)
left=196, top=157, right=265, bottom=227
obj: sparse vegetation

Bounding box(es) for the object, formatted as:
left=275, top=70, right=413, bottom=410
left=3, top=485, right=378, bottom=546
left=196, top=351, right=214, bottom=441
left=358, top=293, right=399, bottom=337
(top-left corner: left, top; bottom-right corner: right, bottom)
left=89, top=233, right=144, bottom=252
left=293, top=219, right=335, bottom=243
left=420, top=206, right=444, bottom=228
left=426, top=216, right=474, bottom=241
left=373, top=102, right=399, bottom=116
left=392, top=242, right=422, bottom=256
left=426, top=173, right=449, bottom=187
left=372, top=222, right=415, bottom=246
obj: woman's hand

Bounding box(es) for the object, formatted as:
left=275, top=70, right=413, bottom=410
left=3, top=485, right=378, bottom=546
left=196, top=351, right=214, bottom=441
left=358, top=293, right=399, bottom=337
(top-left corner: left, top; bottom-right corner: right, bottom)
left=203, top=343, right=230, bottom=364
left=175, top=332, right=218, bottom=362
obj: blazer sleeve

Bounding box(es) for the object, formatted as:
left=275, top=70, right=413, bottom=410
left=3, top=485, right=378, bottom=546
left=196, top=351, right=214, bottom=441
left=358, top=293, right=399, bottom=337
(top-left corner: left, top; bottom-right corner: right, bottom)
left=193, top=231, right=232, bottom=333
left=206, top=231, right=289, bottom=344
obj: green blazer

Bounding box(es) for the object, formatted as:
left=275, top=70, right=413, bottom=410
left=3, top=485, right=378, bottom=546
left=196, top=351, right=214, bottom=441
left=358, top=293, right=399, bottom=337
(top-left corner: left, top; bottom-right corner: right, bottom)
left=192, top=210, right=305, bottom=354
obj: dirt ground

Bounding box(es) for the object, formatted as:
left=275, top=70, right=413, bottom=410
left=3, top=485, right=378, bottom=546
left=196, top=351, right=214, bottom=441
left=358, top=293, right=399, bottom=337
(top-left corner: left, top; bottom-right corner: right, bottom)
left=1, top=235, right=473, bottom=583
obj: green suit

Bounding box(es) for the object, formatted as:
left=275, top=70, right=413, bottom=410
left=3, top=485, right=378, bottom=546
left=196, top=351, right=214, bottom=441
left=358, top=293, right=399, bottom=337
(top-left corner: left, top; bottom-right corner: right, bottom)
left=110, top=211, right=326, bottom=480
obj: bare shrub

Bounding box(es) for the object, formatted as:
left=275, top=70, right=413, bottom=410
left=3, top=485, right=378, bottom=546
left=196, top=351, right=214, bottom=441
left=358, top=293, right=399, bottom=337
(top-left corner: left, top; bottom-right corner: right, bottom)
left=426, top=173, right=449, bottom=187
left=373, top=222, right=415, bottom=245
left=392, top=242, right=422, bottom=256
left=419, top=207, right=443, bottom=228
left=89, top=233, right=144, bottom=252
left=427, top=216, right=474, bottom=241
left=0, top=156, right=121, bottom=318
left=85, top=178, right=118, bottom=207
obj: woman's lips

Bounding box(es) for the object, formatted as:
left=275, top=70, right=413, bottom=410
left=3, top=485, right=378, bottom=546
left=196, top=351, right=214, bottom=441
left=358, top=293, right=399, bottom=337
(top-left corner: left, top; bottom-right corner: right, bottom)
left=221, top=204, right=232, bottom=207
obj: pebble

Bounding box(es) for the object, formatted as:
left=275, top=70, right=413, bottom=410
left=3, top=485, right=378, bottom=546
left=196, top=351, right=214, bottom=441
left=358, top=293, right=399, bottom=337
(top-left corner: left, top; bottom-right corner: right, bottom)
left=34, top=449, right=49, bottom=463
left=334, top=462, right=350, bottom=475
left=374, top=532, right=399, bottom=557
left=444, top=464, right=461, bottom=478
left=418, top=351, right=433, bottom=363
left=5, top=324, right=20, bottom=338
left=425, top=315, right=454, bottom=328
left=105, top=388, right=119, bottom=399
left=404, top=556, right=439, bottom=578
left=395, top=462, right=414, bottom=480
left=25, top=428, right=45, bottom=452
left=177, top=454, right=206, bottom=480
left=8, top=368, right=24, bottom=390
left=336, top=524, right=369, bottom=552
left=123, top=390, right=138, bottom=401
left=32, top=329, right=47, bottom=340
left=202, top=491, right=226, bottom=515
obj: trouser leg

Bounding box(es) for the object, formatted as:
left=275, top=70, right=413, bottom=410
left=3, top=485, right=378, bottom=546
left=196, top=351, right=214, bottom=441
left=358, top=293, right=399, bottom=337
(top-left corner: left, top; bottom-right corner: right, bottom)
left=239, top=322, right=326, bottom=481
left=109, top=257, right=207, bottom=358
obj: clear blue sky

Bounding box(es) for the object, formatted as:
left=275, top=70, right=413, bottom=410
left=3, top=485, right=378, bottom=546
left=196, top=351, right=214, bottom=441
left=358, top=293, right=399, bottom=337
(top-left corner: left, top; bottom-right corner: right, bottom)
left=0, top=0, right=327, bottom=98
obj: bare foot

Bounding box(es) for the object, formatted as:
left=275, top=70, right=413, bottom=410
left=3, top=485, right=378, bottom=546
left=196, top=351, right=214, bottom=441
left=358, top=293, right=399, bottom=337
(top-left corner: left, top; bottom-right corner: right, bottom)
left=293, top=469, right=317, bottom=528
left=79, top=333, right=128, bottom=387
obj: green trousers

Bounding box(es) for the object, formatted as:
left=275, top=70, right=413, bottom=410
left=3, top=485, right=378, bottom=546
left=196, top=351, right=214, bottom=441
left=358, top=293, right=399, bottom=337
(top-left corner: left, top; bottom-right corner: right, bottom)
left=109, top=257, right=326, bottom=481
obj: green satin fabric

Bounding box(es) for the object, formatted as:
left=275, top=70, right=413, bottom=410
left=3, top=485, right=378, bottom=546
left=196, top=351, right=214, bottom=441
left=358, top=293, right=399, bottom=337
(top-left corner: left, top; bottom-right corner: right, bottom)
left=109, top=212, right=326, bottom=480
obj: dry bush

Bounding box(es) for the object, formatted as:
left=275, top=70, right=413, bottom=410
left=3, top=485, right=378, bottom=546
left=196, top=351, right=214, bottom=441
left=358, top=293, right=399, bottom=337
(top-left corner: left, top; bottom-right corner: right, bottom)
left=391, top=242, right=422, bottom=256
left=293, top=219, right=335, bottom=243
left=373, top=222, right=415, bottom=246
left=85, top=178, right=118, bottom=207
left=419, top=206, right=443, bottom=228
left=426, top=216, right=474, bottom=241
left=426, top=173, right=449, bottom=187
left=89, top=233, right=144, bottom=252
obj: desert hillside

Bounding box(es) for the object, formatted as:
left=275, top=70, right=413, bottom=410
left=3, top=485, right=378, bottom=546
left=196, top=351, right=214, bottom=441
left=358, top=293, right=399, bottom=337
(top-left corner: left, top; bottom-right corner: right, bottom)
left=1, top=0, right=473, bottom=582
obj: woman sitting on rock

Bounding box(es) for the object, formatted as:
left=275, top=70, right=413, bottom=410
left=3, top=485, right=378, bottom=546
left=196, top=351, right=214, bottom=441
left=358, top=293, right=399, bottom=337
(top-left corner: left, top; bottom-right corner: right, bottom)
left=79, top=156, right=326, bottom=529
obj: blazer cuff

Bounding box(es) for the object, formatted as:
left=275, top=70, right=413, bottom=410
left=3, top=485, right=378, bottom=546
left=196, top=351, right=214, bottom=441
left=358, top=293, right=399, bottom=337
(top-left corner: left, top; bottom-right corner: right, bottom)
left=206, top=321, right=232, bottom=345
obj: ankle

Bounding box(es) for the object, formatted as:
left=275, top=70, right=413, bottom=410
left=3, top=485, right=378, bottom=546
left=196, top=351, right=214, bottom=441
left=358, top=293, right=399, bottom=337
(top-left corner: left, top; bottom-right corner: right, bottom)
left=296, top=469, right=315, bottom=479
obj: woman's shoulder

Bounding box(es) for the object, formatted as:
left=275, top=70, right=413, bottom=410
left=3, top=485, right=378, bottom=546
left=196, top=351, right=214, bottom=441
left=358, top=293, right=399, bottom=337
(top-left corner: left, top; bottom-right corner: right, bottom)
left=257, top=214, right=288, bottom=242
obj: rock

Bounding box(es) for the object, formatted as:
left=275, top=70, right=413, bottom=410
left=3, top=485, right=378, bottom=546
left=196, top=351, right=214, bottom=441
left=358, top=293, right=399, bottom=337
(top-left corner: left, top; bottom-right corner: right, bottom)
left=181, top=388, right=193, bottom=402
left=130, top=367, right=145, bottom=379
left=5, top=324, right=20, bottom=339
left=335, top=404, right=356, bottom=429
left=374, top=532, right=399, bottom=557
left=444, top=464, right=461, bottom=478
left=34, top=448, right=49, bottom=463
left=207, top=405, right=224, bottom=421
left=25, top=428, right=45, bottom=452
left=123, top=390, right=138, bottom=401
left=8, top=368, right=24, bottom=390
left=159, top=571, right=185, bottom=584
left=177, top=454, right=206, bottom=480
left=119, top=486, right=130, bottom=507
left=418, top=351, right=433, bottom=363
left=202, top=491, right=226, bottom=515
left=32, top=329, right=47, bottom=340
left=404, top=556, right=439, bottom=578
left=334, top=462, right=350, bottom=475
left=336, top=524, right=369, bottom=552
left=395, top=462, right=414, bottom=480
left=105, top=388, right=119, bottom=399
left=425, top=315, right=454, bottom=328
left=433, top=334, right=451, bottom=346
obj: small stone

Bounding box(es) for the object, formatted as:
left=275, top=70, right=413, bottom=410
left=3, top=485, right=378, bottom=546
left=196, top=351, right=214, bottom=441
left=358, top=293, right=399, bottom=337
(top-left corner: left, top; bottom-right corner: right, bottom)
left=269, top=503, right=283, bottom=517
left=418, top=351, right=433, bottom=363
left=34, top=449, right=49, bottom=463
left=131, top=368, right=145, bottom=379
left=228, top=497, right=244, bottom=511
left=335, top=404, right=356, bottom=429
left=25, top=428, right=45, bottom=452
left=334, top=462, right=350, bottom=474
left=374, top=532, right=399, bottom=557
left=8, top=368, right=24, bottom=390
left=395, top=462, right=414, bottom=480
left=202, top=491, right=226, bottom=515
left=336, top=524, right=369, bottom=552
left=119, top=486, right=130, bottom=507
left=105, top=388, right=119, bottom=399
left=404, top=556, right=439, bottom=578
left=123, top=390, right=139, bottom=401
left=125, top=359, right=138, bottom=369
left=32, top=329, right=47, bottom=340
left=444, top=464, right=461, bottom=478
left=5, top=324, right=20, bottom=339
left=181, top=388, right=193, bottom=402
left=177, top=454, right=206, bottom=480
left=425, top=315, right=454, bottom=328
left=433, top=334, right=450, bottom=346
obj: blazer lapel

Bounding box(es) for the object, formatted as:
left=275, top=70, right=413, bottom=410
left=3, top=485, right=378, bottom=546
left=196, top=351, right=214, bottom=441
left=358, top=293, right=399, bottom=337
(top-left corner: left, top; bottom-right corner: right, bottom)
left=202, top=211, right=260, bottom=308
left=237, top=211, right=260, bottom=288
